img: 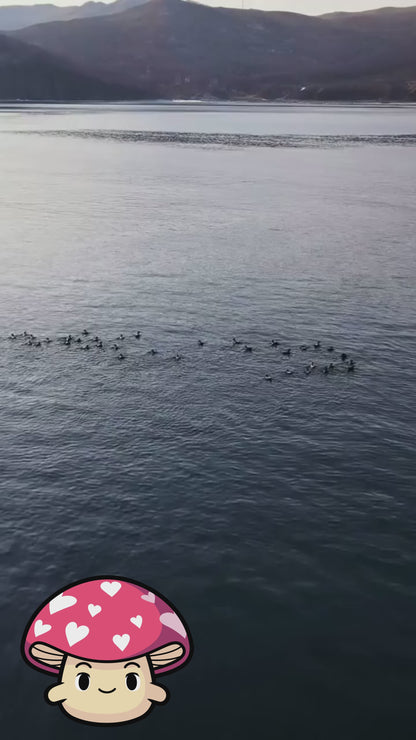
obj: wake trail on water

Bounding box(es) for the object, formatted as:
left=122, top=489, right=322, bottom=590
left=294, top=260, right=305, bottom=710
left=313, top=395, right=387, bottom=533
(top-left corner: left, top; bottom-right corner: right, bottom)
left=14, top=130, right=416, bottom=148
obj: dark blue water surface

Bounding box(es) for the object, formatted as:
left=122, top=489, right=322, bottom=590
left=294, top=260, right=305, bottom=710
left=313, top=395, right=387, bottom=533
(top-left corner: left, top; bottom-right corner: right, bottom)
left=0, top=103, right=415, bottom=739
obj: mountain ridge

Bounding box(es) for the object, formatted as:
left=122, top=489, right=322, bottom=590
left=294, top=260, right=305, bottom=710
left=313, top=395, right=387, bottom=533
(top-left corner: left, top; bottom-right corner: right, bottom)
left=0, top=0, right=149, bottom=31
left=4, top=0, right=416, bottom=101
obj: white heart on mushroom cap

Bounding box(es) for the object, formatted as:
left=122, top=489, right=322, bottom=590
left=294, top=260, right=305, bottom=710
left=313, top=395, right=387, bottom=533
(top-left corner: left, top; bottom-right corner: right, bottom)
left=65, top=622, right=89, bottom=647
left=34, top=619, right=52, bottom=637
left=88, top=604, right=102, bottom=617
left=141, top=591, right=155, bottom=603
left=113, top=634, right=130, bottom=651
left=160, top=612, right=187, bottom=638
left=130, top=615, right=143, bottom=629
left=100, top=581, right=121, bottom=597
left=49, top=593, right=77, bottom=614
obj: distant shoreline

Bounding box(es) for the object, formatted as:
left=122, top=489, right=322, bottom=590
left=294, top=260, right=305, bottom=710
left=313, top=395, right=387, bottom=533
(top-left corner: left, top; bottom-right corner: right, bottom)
left=1, top=99, right=416, bottom=107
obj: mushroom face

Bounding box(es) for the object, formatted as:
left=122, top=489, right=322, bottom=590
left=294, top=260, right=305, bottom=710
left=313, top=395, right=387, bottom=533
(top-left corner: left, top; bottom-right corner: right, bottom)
left=22, top=577, right=192, bottom=726
left=47, top=654, right=167, bottom=725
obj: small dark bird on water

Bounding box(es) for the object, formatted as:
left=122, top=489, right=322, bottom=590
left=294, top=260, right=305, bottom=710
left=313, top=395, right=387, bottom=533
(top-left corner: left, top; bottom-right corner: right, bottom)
left=282, top=348, right=291, bottom=356
left=327, top=346, right=334, bottom=352
left=285, top=369, right=294, bottom=376
left=198, top=340, right=205, bottom=346
left=314, top=341, right=321, bottom=349
left=112, top=344, right=119, bottom=351
left=232, top=337, right=242, bottom=345
left=244, top=345, right=253, bottom=352
left=82, top=329, right=89, bottom=336
left=118, top=334, right=125, bottom=340
left=271, top=340, right=279, bottom=347
left=299, top=344, right=309, bottom=351
left=148, top=349, right=158, bottom=355
left=323, top=366, right=329, bottom=375
left=347, top=360, right=355, bottom=372
left=264, top=374, right=273, bottom=382
left=135, top=331, right=141, bottom=339
left=118, top=353, right=125, bottom=360
left=341, top=353, right=348, bottom=361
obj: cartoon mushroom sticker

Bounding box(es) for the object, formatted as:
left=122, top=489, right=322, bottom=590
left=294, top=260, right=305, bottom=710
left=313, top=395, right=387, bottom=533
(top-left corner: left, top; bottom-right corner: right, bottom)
left=21, top=576, right=192, bottom=726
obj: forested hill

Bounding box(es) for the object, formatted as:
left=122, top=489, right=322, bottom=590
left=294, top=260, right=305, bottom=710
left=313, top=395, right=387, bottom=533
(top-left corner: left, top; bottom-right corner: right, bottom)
left=4, top=0, right=416, bottom=101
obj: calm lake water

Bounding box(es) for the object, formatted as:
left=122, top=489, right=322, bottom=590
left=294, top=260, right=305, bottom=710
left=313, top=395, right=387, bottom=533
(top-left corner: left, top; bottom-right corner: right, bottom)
left=0, top=103, right=415, bottom=739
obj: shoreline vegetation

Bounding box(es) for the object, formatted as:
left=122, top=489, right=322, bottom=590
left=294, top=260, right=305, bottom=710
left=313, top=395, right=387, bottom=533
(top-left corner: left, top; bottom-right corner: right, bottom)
left=2, top=99, right=416, bottom=106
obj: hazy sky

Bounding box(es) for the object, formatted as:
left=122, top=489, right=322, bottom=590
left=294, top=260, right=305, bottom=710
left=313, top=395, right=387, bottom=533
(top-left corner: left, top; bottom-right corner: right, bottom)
left=0, top=0, right=415, bottom=14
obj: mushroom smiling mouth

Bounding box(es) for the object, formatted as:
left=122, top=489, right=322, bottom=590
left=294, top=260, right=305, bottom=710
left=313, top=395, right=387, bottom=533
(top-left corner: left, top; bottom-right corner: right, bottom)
left=98, top=688, right=116, bottom=694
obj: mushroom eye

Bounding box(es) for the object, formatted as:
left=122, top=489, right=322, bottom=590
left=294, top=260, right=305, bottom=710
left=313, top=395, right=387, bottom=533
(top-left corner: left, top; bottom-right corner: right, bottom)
left=125, top=672, right=141, bottom=692
left=75, top=672, right=90, bottom=691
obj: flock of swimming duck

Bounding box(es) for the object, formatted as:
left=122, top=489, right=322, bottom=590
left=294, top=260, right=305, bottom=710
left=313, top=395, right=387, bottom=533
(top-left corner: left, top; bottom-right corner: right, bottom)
left=6, top=330, right=357, bottom=379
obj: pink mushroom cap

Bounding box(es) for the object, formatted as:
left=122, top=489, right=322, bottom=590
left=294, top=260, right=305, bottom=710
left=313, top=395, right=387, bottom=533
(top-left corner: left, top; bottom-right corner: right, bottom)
left=23, top=577, right=191, bottom=675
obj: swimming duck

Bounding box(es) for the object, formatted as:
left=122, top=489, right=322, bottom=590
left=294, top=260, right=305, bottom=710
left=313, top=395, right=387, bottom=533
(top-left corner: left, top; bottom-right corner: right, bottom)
left=285, top=369, right=293, bottom=375
left=112, top=343, right=119, bottom=351
left=271, top=340, right=279, bottom=348
left=117, top=334, right=125, bottom=340
left=232, top=337, right=242, bottom=345
left=264, top=374, right=273, bottom=382
left=244, top=345, right=253, bottom=352
left=341, top=353, right=348, bottom=361
left=323, top=366, right=329, bottom=375
left=135, top=331, right=141, bottom=339
left=299, top=344, right=309, bottom=351
left=347, top=360, right=355, bottom=372
left=282, top=348, right=291, bottom=356
left=148, top=349, right=158, bottom=355
left=314, top=341, right=321, bottom=349
left=198, top=340, right=205, bottom=346
left=82, top=329, right=89, bottom=336
left=327, top=346, right=334, bottom=352
left=174, top=353, right=182, bottom=361
left=118, top=353, right=125, bottom=360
